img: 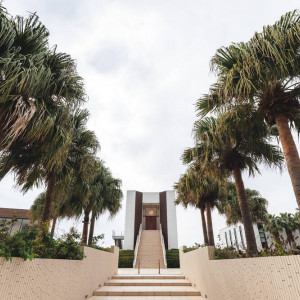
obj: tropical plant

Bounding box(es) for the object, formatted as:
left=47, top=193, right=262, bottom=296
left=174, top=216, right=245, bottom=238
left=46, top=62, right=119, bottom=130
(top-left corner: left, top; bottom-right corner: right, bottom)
left=217, top=183, right=269, bottom=225
left=0, top=109, right=99, bottom=227
left=87, top=166, right=122, bottom=246
left=264, top=214, right=284, bottom=246
left=183, top=105, right=283, bottom=253
left=174, top=165, right=224, bottom=246
left=201, top=10, right=300, bottom=208
left=278, top=213, right=300, bottom=245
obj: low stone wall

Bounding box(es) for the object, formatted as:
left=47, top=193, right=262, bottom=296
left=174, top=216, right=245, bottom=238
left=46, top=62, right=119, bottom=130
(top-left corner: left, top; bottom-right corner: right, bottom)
left=179, top=246, right=300, bottom=300
left=0, top=246, right=119, bottom=300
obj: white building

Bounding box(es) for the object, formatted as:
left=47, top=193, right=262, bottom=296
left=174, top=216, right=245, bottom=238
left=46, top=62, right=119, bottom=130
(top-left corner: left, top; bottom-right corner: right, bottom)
left=0, top=207, right=31, bottom=234
left=219, top=222, right=300, bottom=251
left=123, top=190, right=178, bottom=250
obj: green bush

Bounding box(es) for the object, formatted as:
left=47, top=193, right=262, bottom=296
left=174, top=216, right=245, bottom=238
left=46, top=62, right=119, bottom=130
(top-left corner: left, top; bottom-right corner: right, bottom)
left=166, top=249, right=180, bottom=268
left=0, top=219, right=84, bottom=261
left=118, top=249, right=134, bottom=268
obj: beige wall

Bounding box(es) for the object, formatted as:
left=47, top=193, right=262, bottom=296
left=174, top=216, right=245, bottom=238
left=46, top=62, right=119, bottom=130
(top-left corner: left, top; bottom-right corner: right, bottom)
left=0, top=246, right=119, bottom=300
left=180, top=246, right=300, bottom=300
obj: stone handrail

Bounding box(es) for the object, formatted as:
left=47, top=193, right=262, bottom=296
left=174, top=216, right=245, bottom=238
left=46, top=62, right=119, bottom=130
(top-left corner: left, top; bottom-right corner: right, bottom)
left=133, top=223, right=142, bottom=267
left=159, top=224, right=167, bottom=267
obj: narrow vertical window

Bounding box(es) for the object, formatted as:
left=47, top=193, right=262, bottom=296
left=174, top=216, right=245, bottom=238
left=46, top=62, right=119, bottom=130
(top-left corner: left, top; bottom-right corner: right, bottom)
left=233, top=228, right=239, bottom=251
left=229, top=230, right=233, bottom=246
left=239, top=226, right=245, bottom=249
left=225, top=232, right=228, bottom=247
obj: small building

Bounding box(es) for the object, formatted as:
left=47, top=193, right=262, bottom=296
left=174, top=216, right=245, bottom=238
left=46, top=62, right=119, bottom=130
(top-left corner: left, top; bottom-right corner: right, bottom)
left=112, top=230, right=124, bottom=249
left=123, top=190, right=178, bottom=250
left=219, top=222, right=300, bottom=251
left=0, top=207, right=31, bottom=235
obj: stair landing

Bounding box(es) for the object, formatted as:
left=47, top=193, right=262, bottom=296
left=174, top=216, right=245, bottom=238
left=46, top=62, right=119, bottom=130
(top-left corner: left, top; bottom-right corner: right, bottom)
left=90, top=269, right=203, bottom=299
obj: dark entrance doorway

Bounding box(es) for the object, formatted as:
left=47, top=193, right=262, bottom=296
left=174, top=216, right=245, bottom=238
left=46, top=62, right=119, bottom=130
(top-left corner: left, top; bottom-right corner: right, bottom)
left=145, top=216, right=157, bottom=230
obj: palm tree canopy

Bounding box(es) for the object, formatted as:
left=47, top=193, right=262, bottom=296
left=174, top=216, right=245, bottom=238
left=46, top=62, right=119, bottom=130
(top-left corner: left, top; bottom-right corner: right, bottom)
left=217, top=182, right=268, bottom=225
left=174, top=164, right=224, bottom=210
left=183, top=105, right=283, bottom=176
left=199, top=10, right=300, bottom=126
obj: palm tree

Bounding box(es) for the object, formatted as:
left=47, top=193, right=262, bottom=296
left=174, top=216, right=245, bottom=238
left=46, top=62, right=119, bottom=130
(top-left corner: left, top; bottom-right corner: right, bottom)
left=0, top=109, right=99, bottom=226
left=217, top=182, right=268, bottom=226
left=87, top=167, right=122, bottom=245
left=29, top=192, right=45, bottom=226
left=0, top=9, right=84, bottom=150
left=174, top=166, right=224, bottom=246
left=278, top=213, right=300, bottom=245
left=183, top=106, right=283, bottom=253
left=264, top=214, right=284, bottom=245
left=205, top=10, right=300, bottom=207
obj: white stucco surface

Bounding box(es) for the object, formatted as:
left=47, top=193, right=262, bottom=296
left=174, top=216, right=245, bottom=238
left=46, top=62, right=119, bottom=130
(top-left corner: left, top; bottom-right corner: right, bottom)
left=142, top=192, right=159, bottom=203
left=166, top=190, right=178, bottom=249
left=123, top=190, right=179, bottom=250
left=123, top=191, right=136, bottom=250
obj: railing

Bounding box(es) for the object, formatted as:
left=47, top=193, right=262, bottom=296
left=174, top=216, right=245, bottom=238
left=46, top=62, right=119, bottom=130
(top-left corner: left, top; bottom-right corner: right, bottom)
left=133, top=224, right=142, bottom=268
left=159, top=224, right=167, bottom=267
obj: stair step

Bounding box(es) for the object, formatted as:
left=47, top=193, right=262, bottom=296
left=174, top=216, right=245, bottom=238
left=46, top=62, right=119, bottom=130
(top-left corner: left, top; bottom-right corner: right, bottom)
left=93, top=286, right=201, bottom=296
left=105, top=279, right=191, bottom=286
left=112, top=275, right=185, bottom=279
left=90, top=297, right=204, bottom=299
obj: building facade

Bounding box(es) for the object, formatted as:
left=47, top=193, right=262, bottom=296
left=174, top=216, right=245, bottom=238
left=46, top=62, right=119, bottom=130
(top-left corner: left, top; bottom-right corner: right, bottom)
left=0, top=207, right=32, bottom=235
left=219, top=222, right=300, bottom=251
left=123, top=190, right=178, bottom=250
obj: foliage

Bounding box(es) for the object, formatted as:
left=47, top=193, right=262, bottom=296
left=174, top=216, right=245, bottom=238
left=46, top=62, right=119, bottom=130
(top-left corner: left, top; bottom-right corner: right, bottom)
left=166, top=249, right=180, bottom=268
left=118, top=250, right=134, bottom=268
left=87, top=234, right=108, bottom=251
left=217, top=182, right=269, bottom=225
left=183, top=243, right=207, bottom=253
left=0, top=220, right=84, bottom=261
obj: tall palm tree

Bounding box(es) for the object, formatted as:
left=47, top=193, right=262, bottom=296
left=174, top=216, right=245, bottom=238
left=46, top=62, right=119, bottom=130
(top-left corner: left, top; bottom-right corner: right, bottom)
left=174, top=166, right=223, bottom=246
left=217, top=182, right=268, bottom=226
left=204, top=10, right=300, bottom=207
left=87, top=167, right=122, bottom=246
left=0, top=9, right=84, bottom=150
left=0, top=109, right=99, bottom=225
left=264, top=214, right=284, bottom=245
left=278, top=213, right=300, bottom=245
left=183, top=106, right=283, bottom=253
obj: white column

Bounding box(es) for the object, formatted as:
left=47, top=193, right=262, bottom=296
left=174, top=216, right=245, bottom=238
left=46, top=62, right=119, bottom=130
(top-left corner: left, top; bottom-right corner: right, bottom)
left=123, top=191, right=136, bottom=249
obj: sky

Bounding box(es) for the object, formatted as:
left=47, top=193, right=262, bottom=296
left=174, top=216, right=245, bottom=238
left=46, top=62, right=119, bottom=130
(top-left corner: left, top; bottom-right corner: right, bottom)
left=1, top=0, right=300, bottom=247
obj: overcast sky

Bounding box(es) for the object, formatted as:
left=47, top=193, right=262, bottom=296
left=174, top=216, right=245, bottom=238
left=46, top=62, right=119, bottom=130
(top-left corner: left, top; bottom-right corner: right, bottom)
left=1, top=0, right=300, bottom=247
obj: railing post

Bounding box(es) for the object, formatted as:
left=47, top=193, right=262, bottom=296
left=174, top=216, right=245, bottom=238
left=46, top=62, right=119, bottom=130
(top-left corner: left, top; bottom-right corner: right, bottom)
left=158, top=259, right=160, bottom=274
left=138, top=260, right=140, bottom=274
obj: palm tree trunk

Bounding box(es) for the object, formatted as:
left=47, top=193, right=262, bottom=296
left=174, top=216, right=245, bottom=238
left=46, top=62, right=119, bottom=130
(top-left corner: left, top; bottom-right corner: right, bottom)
left=286, top=230, right=295, bottom=245
left=200, top=207, right=209, bottom=245
left=50, top=217, right=57, bottom=238
left=82, top=208, right=91, bottom=245
left=233, top=167, right=257, bottom=254
left=88, top=210, right=96, bottom=246
left=41, top=173, right=56, bottom=223
left=275, top=115, right=300, bottom=209
left=205, top=202, right=215, bottom=246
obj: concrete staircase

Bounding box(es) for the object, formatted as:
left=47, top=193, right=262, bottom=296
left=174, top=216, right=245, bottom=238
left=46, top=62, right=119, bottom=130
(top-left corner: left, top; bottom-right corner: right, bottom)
left=90, top=274, right=203, bottom=298
left=134, top=230, right=166, bottom=269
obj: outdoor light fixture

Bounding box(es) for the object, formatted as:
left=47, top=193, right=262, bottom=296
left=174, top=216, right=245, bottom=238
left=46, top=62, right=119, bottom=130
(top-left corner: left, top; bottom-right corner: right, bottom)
left=149, top=210, right=154, bottom=216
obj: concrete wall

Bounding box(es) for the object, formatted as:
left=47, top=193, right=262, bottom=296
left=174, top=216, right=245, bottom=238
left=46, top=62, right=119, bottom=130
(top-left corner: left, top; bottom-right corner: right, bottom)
left=123, top=190, right=136, bottom=249
left=180, top=246, right=300, bottom=300
left=0, top=246, right=119, bottom=300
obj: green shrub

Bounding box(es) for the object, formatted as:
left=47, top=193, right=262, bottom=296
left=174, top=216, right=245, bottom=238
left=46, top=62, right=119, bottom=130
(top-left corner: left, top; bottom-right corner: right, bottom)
left=118, top=249, right=134, bottom=268
left=0, top=219, right=84, bottom=261
left=166, top=249, right=180, bottom=268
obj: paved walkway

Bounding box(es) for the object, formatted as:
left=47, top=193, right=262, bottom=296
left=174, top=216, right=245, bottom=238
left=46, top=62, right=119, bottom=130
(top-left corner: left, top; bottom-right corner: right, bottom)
left=90, top=268, right=203, bottom=299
